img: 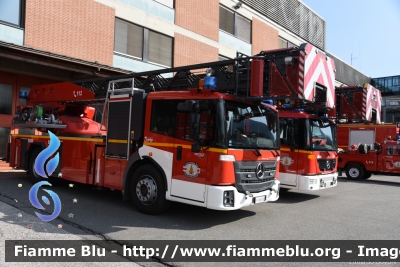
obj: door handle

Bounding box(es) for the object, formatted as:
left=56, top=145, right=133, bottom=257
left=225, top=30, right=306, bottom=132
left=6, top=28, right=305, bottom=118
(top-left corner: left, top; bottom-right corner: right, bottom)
left=177, top=146, right=182, bottom=160
left=110, top=171, right=115, bottom=174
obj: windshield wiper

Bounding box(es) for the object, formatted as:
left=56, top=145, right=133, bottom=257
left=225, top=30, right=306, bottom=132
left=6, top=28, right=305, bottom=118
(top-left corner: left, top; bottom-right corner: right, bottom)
left=254, top=148, right=262, bottom=158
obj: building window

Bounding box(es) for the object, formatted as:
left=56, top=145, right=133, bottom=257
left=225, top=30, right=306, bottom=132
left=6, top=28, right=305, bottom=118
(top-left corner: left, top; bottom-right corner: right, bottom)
left=278, top=37, right=295, bottom=48
left=0, top=83, right=12, bottom=115
left=114, top=18, right=173, bottom=67
left=0, top=0, right=24, bottom=27
left=219, top=5, right=251, bottom=43
left=393, top=76, right=399, bottom=87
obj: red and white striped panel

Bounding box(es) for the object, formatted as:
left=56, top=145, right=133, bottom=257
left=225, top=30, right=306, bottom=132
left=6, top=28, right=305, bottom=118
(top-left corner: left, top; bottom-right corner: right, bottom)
left=303, top=44, right=336, bottom=108
left=362, top=84, right=382, bottom=123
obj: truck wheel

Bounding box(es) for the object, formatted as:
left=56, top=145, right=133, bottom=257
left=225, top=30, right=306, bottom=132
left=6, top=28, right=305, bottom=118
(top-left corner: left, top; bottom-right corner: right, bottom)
left=130, top=165, right=170, bottom=214
left=363, top=171, right=372, bottom=179
left=28, top=148, right=46, bottom=184
left=345, top=164, right=364, bottom=180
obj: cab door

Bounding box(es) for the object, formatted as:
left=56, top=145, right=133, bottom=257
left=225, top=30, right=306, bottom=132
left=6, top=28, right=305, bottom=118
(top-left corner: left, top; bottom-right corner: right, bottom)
left=278, top=118, right=300, bottom=187
left=171, top=112, right=208, bottom=203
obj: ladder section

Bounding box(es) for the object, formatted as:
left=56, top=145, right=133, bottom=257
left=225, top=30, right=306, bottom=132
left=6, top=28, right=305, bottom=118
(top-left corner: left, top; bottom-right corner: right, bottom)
left=103, top=79, right=145, bottom=159
left=331, top=84, right=382, bottom=124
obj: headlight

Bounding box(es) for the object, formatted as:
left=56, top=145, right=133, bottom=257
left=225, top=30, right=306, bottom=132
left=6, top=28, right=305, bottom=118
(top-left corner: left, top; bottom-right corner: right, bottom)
left=223, top=190, right=234, bottom=207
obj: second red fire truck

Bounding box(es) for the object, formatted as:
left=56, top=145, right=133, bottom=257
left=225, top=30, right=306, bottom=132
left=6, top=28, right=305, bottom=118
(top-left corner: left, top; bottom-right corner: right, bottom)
left=254, top=44, right=339, bottom=191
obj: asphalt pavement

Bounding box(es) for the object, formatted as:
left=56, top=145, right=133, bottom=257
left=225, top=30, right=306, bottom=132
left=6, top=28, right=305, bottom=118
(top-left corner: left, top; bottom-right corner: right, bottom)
left=2, top=169, right=400, bottom=267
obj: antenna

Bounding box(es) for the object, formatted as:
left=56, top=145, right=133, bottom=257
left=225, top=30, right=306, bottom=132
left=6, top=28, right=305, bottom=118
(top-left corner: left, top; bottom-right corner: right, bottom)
left=351, top=53, right=357, bottom=66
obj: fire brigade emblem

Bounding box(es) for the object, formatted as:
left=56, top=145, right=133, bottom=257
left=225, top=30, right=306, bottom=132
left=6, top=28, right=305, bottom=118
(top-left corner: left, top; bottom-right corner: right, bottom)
left=394, top=162, right=400, bottom=168
left=183, top=162, right=200, bottom=178
left=144, top=136, right=153, bottom=142
left=280, top=156, right=294, bottom=167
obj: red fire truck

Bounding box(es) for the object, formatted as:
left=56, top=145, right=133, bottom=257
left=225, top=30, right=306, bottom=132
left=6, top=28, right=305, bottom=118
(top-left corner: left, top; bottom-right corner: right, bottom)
left=8, top=51, right=310, bottom=214
left=331, top=83, right=400, bottom=179
left=338, top=140, right=400, bottom=179
left=253, top=44, right=338, bottom=191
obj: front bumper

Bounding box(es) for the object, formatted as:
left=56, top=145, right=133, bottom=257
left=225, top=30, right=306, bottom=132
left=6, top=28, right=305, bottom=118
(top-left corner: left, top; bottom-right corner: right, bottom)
left=206, top=180, right=280, bottom=210
left=298, top=172, right=338, bottom=191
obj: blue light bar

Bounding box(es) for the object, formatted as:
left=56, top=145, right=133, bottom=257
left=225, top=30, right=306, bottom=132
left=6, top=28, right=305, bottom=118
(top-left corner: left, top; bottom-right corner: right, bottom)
left=204, top=76, right=216, bottom=90
left=19, top=91, right=28, bottom=99
left=263, top=100, right=273, bottom=105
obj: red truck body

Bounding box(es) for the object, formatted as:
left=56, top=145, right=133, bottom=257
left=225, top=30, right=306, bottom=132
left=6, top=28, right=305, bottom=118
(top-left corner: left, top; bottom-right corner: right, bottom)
left=338, top=140, right=400, bottom=179
left=332, top=83, right=400, bottom=179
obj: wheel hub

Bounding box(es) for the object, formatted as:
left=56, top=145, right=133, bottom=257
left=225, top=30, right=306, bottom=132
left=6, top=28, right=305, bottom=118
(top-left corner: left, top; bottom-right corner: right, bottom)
left=136, top=177, right=157, bottom=205
left=350, top=168, right=359, bottom=178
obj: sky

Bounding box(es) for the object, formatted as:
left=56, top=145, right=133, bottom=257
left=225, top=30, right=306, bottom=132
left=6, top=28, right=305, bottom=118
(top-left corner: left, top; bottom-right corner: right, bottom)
left=300, top=0, right=400, bottom=78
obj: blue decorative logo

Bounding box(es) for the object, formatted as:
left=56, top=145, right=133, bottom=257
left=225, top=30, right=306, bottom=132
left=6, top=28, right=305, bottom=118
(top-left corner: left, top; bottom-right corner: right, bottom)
left=29, top=131, right=62, bottom=222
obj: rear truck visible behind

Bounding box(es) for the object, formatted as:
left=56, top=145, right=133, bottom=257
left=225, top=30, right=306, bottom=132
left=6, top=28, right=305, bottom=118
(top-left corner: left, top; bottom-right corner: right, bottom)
left=338, top=139, right=400, bottom=179
left=331, top=83, right=400, bottom=179
left=253, top=43, right=338, bottom=191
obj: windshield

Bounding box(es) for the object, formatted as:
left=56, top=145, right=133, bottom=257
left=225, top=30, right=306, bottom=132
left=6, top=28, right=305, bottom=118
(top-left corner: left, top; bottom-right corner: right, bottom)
left=219, top=100, right=279, bottom=149
left=309, top=119, right=337, bottom=151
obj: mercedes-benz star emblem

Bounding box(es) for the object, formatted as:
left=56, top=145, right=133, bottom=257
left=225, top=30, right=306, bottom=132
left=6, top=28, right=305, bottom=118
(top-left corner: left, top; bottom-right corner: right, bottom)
left=326, top=160, right=331, bottom=170
left=255, top=163, right=265, bottom=179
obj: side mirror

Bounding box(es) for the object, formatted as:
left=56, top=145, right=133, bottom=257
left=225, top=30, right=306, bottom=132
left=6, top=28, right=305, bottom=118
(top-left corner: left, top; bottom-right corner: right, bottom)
left=290, top=144, right=296, bottom=152
left=288, top=120, right=297, bottom=152
left=178, top=100, right=201, bottom=145
left=191, top=116, right=200, bottom=141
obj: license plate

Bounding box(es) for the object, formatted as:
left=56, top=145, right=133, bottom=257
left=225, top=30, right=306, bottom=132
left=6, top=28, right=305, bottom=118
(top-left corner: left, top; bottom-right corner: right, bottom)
left=253, top=195, right=266, bottom=204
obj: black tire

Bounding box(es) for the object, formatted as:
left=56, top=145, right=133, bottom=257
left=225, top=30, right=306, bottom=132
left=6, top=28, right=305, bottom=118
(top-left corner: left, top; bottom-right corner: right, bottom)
left=363, top=171, right=372, bottom=179
left=345, top=164, right=364, bottom=180
left=130, top=165, right=170, bottom=214
left=28, top=148, right=46, bottom=184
